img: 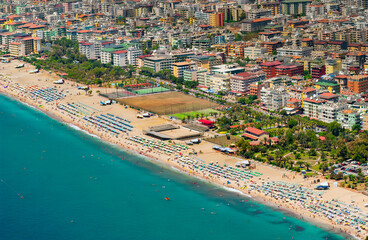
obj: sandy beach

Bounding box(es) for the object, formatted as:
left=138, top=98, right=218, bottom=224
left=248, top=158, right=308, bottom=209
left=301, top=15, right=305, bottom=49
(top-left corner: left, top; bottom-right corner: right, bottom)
left=1, top=59, right=367, bottom=239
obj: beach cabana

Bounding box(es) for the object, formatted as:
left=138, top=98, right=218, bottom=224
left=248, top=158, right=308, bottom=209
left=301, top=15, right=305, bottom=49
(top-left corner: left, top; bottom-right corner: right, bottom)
left=316, top=182, right=329, bottom=190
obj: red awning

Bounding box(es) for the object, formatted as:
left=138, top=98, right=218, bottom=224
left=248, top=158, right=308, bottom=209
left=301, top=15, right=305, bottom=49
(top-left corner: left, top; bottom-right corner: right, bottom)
left=198, top=119, right=215, bottom=125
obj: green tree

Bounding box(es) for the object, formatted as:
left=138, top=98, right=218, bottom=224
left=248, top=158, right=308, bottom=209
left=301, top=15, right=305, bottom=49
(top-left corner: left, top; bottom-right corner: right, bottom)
left=288, top=119, right=298, bottom=128
left=297, top=160, right=304, bottom=168
left=235, top=33, right=242, bottom=41
left=352, top=124, right=361, bottom=132
left=319, top=163, right=328, bottom=175
left=327, top=121, right=343, bottom=137
left=305, top=162, right=311, bottom=171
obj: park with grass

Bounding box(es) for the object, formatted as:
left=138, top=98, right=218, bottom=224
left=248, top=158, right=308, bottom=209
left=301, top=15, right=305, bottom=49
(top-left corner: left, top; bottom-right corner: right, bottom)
left=211, top=104, right=368, bottom=190
left=170, top=109, right=220, bottom=120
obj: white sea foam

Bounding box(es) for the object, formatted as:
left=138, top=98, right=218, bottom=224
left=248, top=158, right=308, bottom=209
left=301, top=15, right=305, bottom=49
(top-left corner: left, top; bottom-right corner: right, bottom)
left=170, top=166, right=182, bottom=172
left=68, top=124, right=101, bottom=139
left=222, top=186, right=252, bottom=198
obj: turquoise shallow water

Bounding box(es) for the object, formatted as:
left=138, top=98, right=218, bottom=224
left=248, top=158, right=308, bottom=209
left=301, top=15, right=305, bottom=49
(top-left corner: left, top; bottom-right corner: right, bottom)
left=0, top=93, right=345, bottom=240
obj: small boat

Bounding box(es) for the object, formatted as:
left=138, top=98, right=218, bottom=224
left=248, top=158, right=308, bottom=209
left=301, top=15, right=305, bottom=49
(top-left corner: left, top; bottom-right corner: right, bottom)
left=164, top=197, right=170, bottom=201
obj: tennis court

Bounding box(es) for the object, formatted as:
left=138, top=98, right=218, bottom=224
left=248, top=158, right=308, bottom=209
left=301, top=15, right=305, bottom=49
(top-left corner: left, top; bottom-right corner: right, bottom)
left=133, top=87, right=170, bottom=95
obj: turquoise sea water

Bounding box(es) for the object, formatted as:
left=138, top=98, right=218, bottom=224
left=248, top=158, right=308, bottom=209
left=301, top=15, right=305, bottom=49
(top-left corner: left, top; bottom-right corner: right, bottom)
left=0, top=93, right=346, bottom=240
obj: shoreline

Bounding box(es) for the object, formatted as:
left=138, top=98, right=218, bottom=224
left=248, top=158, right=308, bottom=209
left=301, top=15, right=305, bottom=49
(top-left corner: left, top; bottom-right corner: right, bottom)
left=0, top=62, right=363, bottom=240
left=0, top=91, right=354, bottom=239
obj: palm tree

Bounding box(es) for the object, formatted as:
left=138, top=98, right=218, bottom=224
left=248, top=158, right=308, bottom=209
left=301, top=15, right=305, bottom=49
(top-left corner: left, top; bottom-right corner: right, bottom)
left=305, top=162, right=311, bottom=171
left=349, top=174, right=356, bottom=184
left=289, top=160, right=294, bottom=169
left=297, top=160, right=304, bottom=168
left=319, top=163, right=328, bottom=175
left=343, top=175, right=348, bottom=183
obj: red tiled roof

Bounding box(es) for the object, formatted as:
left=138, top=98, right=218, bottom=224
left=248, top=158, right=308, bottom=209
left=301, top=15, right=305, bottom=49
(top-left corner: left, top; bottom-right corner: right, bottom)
left=319, top=92, right=338, bottom=99
left=29, top=25, right=46, bottom=29
left=138, top=54, right=152, bottom=59
left=304, top=98, right=326, bottom=104
left=287, top=98, right=301, bottom=103
left=101, top=41, right=114, bottom=45
left=113, top=50, right=128, bottom=54
left=241, top=133, right=259, bottom=140
left=335, top=75, right=348, bottom=78
left=260, top=61, right=282, bottom=67
left=7, top=15, right=21, bottom=19
left=22, top=37, right=35, bottom=40
left=234, top=72, right=254, bottom=78
left=245, top=127, right=267, bottom=136
left=276, top=65, right=299, bottom=69
left=229, top=123, right=252, bottom=129
left=77, top=30, right=91, bottom=33
left=253, top=18, right=271, bottom=23
left=270, top=137, right=279, bottom=142
left=303, top=87, right=316, bottom=93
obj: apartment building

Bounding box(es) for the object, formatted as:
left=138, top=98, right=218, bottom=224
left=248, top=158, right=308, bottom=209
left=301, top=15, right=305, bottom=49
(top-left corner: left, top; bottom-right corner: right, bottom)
left=172, top=61, right=195, bottom=78
left=191, top=55, right=222, bottom=71
left=311, top=65, right=326, bottom=79
left=314, top=80, right=340, bottom=94
left=275, top=64, right=304, bottom=77
left=76, top=30, right=93, bottom=42
left=230, top=72, right=265, bottom=95
left=243, top=46, right=267, bottom=59
left=9, top=36, right=41, bottom=57
left=362, top=113, right=368, bottom=131
left=260, top=61, right=282, bottom=79
left=209, top=74, right=230, bottom=92
left=277, top=47, right=312, bottom=57
left=260, top=88, right=288, bottom=111
left=79, top=41, right=96, bottom=60
left=127, top=48, right=143, bottom=66
left=143, top=55, right=174, bottom=72
left=101, top=47, right=120, bottom=64
left=337, top=109, right=361, bottom=129
left=212, top=64, right=245, bottom=76
left=249, top=82, right=264, bottom=99
left=303, top=98, right=326, bottom=120
left=246, top=8, right=271, bottom=20
left=183, top=68, right=207, bottom=82
left=260, top=2, right=281, bottom=15
left=281, top=0, right=313, bottom=15
left=9, top=42, right=22, bottom=57
left=209, top=12, right=224, bottom=27
left=318, top=102, right=346, bottom=123
left=198, top=71, right=213, bottom=88
left=325, top=59, right=341, bottom=75
left=241, top=18, right=272, bottom=32
left=112, top=50, right=128, bottom=67
left=347, top=75, right=368, bottom=93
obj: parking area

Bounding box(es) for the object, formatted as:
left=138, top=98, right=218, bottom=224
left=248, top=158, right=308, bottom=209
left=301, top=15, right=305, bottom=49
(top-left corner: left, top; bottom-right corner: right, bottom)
left=333, top=160, right=368, bottom=176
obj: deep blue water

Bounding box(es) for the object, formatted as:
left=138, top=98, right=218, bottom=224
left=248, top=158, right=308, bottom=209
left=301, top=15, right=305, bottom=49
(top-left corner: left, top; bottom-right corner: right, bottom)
left=0, top=93, right=345, bottom=240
